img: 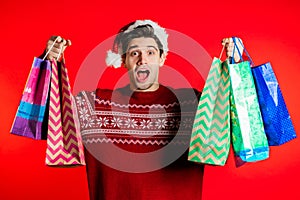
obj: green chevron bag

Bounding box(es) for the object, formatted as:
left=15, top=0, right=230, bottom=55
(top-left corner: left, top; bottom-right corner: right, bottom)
left=229, top=37, right=269, bottom=163
left=188, top=55, right=230, bottom=166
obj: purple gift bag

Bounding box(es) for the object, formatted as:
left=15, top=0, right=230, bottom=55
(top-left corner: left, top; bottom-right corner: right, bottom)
left=10, top=57, right=51, bottom=139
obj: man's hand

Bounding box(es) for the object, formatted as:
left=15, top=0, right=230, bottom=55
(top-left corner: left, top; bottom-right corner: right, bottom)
left=222, top=37, right=244, bottom=63
left=44, top=36, right=71, bottom=61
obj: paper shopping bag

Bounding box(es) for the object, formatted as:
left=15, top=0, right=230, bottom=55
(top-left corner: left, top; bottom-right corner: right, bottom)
left=251, top=62, right=296, bottom=145
left=229, top=60, right=269, bottom=162
left=188, top=57, right=230, bottom=166
left=10, top=57, right=51, bottom=140
left=46, top=60, right=85, bottom=166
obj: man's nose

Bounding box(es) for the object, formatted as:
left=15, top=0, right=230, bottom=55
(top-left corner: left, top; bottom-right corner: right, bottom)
left=137, top=52, right=147, bottom=65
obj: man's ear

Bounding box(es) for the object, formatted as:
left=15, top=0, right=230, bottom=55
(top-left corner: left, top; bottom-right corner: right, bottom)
left=159, top=53, right=167, bottom=67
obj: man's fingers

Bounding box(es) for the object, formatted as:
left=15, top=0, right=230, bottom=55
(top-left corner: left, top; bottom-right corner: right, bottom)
left=221, top=37, right=244, bottom=62
left=61, top=38, right=67, bottom=46
left=47, top=43, right=62, bottom=53
left=48, top=35, right=70, bottom=46
left=62, top=39, right=72, bottom=54
left=56, top=36, right=63, bottom=43
left=45, top=35, right=71, bottom=60
left=66, top=39, right=72, bottom=46
left=52, top=46, right=63, bottom=54
left=49, top=35, right=62, bottom=42
left=221, top=37, right=233, bottom=46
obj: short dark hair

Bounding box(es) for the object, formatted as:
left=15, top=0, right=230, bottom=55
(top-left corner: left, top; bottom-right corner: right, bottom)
left=113, top=22, right=164, bottom=59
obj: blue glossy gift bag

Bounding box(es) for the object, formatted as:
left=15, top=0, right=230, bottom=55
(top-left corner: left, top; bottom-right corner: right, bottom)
left=233, top=37, right=297, bottom=146
left=251, top=63, right=296, bottom=145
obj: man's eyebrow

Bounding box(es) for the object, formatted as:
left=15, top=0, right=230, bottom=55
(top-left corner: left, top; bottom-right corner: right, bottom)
left=127, top=45, right=159, bottom=51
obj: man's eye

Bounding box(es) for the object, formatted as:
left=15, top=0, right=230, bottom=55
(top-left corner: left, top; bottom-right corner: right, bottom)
left=130, top=51, right=139, bottom=56
left=148, top=50, right=155, bottom=55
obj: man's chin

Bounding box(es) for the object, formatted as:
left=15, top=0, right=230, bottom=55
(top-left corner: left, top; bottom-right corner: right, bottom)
left=134, top=82, right=158, bottom=91
left=137, top=83, right=152, bottom=90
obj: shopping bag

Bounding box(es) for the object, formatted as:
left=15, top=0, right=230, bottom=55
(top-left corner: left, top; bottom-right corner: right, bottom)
left=231, top=37, right=297, bottom=146
left=10, top=57, right=51, bottom=140
left=188, top=47, right=231, bottom=166
left=252, top=63, right=296, bottom=145
left=229, top=37, right=269, bottom=162
left=45, top=58, right=85, bottom=166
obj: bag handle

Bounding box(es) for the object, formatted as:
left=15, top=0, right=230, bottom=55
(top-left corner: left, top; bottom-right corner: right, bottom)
left=219, top=44, right=226, bottom=60
left=231, top=37, right=255, bottom=66
left=42, top=37, right=63, bottom=61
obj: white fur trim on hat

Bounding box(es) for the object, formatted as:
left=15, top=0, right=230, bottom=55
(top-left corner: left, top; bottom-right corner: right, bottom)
left=105, top=50, right=122, bottom=68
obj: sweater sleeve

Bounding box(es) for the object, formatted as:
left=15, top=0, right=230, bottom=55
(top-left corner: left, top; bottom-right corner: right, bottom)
left=73, top=90, right=96, bottom=132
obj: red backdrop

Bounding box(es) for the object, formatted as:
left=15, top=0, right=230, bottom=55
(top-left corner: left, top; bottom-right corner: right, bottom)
left=1, top=0, right=300, bottom=199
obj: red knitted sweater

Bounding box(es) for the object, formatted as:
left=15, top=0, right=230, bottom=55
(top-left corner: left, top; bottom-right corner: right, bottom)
left=74, top=85, right=204, bottom=200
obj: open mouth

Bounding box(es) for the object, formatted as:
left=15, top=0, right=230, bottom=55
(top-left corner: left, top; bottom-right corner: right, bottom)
left=136, top=68, right=150, bottom=83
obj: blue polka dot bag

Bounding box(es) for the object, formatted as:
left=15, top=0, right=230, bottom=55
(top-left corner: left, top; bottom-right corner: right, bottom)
left=251, top=63, right=296, bottom=145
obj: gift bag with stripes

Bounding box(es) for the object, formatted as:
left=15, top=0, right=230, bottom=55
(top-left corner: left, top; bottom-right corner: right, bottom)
left=188, top=48, right=230, bottom=166
left=45, top=43, right=85, bottom=166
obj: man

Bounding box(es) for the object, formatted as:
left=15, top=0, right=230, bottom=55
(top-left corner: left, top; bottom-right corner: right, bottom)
left=44, top=19, right=240, bottom=200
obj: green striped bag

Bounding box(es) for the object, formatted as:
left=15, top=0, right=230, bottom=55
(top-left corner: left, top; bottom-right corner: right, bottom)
left=188, top=57, right=230, bottom=166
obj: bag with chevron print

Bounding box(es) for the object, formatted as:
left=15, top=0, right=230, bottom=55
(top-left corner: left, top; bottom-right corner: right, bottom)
left=229, top=37, right=269, bottom=164
left=188, top=46, right=231, bottom=166
left=45, top=44, right=85, bottom=166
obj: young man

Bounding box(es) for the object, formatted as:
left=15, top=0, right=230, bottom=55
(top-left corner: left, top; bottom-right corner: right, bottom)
left=44, top=20, right=239, bottom=200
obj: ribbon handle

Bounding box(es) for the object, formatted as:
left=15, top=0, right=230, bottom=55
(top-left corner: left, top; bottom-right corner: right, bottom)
left=231, top=37, right=255, bottom=66
left=219, top=44, right=226, bottom=60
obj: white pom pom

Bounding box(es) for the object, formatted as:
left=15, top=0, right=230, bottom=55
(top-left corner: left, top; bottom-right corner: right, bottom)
left=105, top=50, right=122, bottom=68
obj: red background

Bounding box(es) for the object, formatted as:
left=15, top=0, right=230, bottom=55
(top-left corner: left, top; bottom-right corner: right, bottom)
left=1, top=0, right=300, bottom=199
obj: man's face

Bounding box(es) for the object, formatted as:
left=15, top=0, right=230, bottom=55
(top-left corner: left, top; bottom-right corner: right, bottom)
left=124, top=37, right=165, bottom=91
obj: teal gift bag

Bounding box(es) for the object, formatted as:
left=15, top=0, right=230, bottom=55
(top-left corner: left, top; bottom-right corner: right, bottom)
left=229, top=37, right=269, bottom=163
